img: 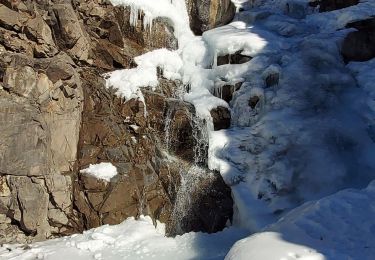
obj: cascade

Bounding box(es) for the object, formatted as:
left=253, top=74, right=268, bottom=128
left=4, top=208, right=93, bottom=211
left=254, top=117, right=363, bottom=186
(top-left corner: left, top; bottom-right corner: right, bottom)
left=167, top=165, right=216, bottom=236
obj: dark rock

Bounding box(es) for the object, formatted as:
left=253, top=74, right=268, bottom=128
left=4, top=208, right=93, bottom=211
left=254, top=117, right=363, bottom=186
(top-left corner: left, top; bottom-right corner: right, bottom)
left=210, top=106, right=231, bottom=130
left=309, top=0, right=359, bottom=12
left=217, top=50, right=252, bottom=66
left=341, top=17, right=375, bottom=62
left=214, top=82, right=243, bottom=102
left=249, top=96, right=260, bottom=109
left=167, top=167, right=233, bottom=236
left=265, top=72, right=279, bottom=87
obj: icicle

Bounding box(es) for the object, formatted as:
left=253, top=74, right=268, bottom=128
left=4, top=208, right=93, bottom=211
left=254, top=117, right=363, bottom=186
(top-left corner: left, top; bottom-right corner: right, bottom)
left=129, top=4, right=139, bottom=27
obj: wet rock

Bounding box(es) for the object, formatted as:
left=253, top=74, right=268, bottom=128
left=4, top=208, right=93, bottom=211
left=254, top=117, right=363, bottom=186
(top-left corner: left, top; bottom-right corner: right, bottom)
left=309, top=0, right=359, bottom=12
left=74, top=70, right=176, bottom=229
left=185, top=0, right=236, bottom=35
left=214, top=82, right=243, bottom=103
left=217, top=50, right=252, bottom=66
left=167, top=167, right=233, bottom=236
left=210, top=106, right=231, bottom=130
left=164, top=99, right=196, bottom=161
left=341, top=17, right=375, bottom=62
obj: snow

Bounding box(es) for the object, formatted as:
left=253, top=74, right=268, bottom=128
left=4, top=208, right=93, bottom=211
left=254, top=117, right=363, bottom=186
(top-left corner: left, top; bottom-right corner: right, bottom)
left=80, top=163, right=118, bottom=182
left=305, top=0, right=375, bottom=32
left=0, top=216, right=248, bottom=260
left=226, top=181, right=375, bottom=260
left=226, top=232, right=325, bottom=260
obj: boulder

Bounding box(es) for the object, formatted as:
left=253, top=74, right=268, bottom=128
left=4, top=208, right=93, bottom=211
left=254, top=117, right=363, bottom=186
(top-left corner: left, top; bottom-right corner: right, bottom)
left=210, top=106, right=231, bottom=130
left=341, top=17, right=375, bottom=62
left=185, top=0, right=236, bottom=35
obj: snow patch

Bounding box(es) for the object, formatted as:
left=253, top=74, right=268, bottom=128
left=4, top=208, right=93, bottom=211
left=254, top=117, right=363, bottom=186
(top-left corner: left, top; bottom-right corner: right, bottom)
left=80, top=163, right=118, bottom=182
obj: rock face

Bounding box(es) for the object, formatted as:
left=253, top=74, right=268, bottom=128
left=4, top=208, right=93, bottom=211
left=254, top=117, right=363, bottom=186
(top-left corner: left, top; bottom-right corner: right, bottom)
left=0, top=0, right=234, bottom=243
left=341, top=17, right=375, bottom=62
left=0, top=47, right=83, bottom=242
left=186, top=0, right=236, bottom=35
left=74, top=71, right=180, bottom=229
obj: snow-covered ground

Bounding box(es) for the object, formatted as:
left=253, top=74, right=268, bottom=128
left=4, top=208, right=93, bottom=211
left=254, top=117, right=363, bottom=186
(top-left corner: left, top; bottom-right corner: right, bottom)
left=2, top=0, right=375, bottom=259
left=226, top=181, right=375, bottom=260
left=0, top=216, right=248, bottom=260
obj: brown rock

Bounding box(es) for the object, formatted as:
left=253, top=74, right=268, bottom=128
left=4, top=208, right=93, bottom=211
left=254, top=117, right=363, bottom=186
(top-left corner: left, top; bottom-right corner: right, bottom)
left=185, top=0, right=236, bottom=35
left=210, top=106, right=231, bottom=130
left=8, top=176, right=50, bottom=237
left=53, top=3, right=90, bottom=61
left=217, top=50, right=252, bottom=66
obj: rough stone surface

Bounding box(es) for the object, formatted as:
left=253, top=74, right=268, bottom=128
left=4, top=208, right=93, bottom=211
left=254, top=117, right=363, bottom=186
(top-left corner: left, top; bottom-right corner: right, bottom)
left=185, top=0, right=236, bottom=35
left=210, top=106, right=231, bottom=130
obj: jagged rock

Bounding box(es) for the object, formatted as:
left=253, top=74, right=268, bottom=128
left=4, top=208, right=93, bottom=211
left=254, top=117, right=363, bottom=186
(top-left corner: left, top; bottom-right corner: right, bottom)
left=8, top=176, right=50, bottom=237
left=217, top=50, right=252, bottom=66
left=53, top=3, right=90, bottom=62
left=0, top=49, right=82, bottom=242
left=210, top=106, right=231, bottom=130
left=74, top=70, right=176, bottom=229
left=309, top=0, right=359, bottom=12
left=0, top=4, right=24, bottom=30
left=25, top=13, right=58, bottom=57
left=3, top=66, right=37, bottom=97
left=342, top=17, right=375, bottom=62
left=185, top=0, right=236, bottom=35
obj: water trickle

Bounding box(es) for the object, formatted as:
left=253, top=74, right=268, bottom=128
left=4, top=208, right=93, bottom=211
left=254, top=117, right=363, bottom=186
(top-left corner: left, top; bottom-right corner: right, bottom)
left=164, top=106, right=174, bottom=152
left=191, top=115, right=209, bottom=166
left=162, top=99, right=208, bottom=166
left=168, top=165, right=214, bottom=235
